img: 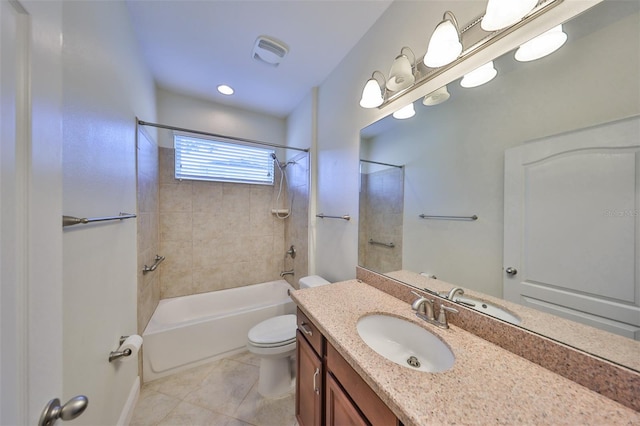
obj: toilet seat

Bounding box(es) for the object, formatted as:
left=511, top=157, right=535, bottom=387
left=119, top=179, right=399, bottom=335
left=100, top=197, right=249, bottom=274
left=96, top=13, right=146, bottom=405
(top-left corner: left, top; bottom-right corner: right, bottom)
left=248, top=314, right=297, bottom=348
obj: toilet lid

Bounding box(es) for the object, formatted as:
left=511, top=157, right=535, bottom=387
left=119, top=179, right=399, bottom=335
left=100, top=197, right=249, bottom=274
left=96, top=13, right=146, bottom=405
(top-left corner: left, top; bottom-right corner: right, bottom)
left=248, top=314, right=297, bottom=347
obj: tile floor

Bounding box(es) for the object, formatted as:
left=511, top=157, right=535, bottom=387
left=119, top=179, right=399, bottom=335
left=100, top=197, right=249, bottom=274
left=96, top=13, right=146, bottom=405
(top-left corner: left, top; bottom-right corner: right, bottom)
left=131, top=351, right=296, bottom=426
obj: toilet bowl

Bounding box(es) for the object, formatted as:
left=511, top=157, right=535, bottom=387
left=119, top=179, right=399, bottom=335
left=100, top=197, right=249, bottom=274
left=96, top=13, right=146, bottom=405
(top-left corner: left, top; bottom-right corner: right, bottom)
left=247, top=275, right=330, bottom=398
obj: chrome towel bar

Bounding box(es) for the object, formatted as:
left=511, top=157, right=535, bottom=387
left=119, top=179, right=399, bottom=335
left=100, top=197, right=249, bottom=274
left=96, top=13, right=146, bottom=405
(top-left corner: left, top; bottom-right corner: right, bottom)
left=368, top=239, right=395, bottom=248
left=419, top=214, right=478, bottom=221
left=62, top=213, right=136, bottom=227
left=143, top=255, right=165, bottom=274
left=316, top=213, right=351, bottom=221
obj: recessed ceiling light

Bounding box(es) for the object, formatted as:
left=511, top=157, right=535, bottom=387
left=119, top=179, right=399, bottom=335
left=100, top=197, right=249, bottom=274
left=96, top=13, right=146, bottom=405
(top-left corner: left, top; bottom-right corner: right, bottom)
left=217, top=84, right=234, bottom=95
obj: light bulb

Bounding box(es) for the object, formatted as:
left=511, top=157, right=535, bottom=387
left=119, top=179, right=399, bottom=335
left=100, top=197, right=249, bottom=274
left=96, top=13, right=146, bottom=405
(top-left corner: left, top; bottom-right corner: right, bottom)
left=360, top=78, right=384, bottom=108
left=481, top=0, right=538, bottom=31
left=460, top=61, right=497, bottom=88
left=387, top=54, right=415, bottom=92
left=515, top=25, right=568, bottom=62
left=392, top=103, right=415, bottom=120
left=424, top=18, right=462, bottom=68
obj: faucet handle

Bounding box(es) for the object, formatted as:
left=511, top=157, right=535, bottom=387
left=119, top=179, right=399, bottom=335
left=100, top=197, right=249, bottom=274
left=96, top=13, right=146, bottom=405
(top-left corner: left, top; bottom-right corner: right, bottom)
left=437, top=304, right=458, bottom=328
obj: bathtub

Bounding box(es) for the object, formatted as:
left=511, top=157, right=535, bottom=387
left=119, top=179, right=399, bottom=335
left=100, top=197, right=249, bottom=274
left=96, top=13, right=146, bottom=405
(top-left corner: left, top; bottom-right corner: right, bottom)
left=142, top=279, right=296, bottom=382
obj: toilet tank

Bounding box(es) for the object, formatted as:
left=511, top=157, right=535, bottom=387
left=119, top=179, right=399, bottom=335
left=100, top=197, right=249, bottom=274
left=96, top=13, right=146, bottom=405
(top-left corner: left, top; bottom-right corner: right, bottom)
left=298, top=275, right=330, bottom=289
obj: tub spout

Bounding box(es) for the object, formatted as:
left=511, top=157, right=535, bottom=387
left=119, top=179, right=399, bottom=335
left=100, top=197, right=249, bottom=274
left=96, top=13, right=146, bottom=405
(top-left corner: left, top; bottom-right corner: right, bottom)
left=280, top=270, right=294, bottom=277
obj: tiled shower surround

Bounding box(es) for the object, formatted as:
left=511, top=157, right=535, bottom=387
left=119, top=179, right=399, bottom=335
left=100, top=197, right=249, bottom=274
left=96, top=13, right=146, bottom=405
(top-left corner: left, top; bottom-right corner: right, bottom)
left=157, top=147, right=309, bottom=298
left=137, top=144, right=309, bottom=337
left=358, top=166, right=403, bottom=272
left=137, top=130, right=161, bottom=335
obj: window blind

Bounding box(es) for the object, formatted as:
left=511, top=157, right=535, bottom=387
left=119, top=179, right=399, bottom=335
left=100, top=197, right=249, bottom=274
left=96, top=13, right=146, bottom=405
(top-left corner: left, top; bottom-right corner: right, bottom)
left=174, top=135, right=275, bottom=185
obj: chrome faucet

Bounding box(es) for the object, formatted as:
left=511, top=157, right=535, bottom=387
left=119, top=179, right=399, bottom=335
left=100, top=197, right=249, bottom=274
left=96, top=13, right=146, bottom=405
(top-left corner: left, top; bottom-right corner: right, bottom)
left=446, top=287, right=465, bottom=301
left=280, top=270, right=294, bottom=277
left=411, top=293, right=435, bottom=321
left=411, top=291, right=458, bottom=329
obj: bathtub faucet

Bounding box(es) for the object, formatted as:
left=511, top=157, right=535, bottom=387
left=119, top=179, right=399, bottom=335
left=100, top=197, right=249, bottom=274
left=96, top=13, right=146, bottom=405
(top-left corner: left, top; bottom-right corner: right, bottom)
left=280, top=270, right=294, bottom=277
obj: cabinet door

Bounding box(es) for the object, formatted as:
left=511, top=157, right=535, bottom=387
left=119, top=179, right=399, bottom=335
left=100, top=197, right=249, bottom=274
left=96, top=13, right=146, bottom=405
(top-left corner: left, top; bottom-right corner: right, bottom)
left=296, top=331, right=322, bottom=426
left=325, top=372, right=368, bottom=426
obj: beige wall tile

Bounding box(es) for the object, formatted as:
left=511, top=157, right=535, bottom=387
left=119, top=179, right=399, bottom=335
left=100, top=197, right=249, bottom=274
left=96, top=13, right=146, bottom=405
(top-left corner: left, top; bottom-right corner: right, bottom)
left=160, top=182, right=192, bottom=212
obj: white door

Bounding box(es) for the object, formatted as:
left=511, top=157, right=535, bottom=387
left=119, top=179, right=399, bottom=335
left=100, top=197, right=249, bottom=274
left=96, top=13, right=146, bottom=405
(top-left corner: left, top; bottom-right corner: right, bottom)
left=0, top=1, right=70, bottom=424
left=504, top=116, right=640, bottom=339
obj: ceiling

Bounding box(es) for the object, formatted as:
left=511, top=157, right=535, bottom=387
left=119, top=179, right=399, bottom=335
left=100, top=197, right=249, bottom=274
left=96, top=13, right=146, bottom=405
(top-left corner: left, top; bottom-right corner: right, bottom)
left=126, top=0, right=394, bottom=118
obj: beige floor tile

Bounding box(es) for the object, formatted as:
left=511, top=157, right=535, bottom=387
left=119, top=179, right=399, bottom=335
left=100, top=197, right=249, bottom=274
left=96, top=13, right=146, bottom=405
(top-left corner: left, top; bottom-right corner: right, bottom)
left=234, top=384, right=296, bottom=426
left=144, top=362, right=218, bottom=400
left=229, top=350, right=261, bottom=367
left=134, top=353, right=296, bottom=426
left=157, top=401, right=227, bottom=426
left=183, top=359, right=258, bottom=417
left=130, top=389, right=181, bottom=426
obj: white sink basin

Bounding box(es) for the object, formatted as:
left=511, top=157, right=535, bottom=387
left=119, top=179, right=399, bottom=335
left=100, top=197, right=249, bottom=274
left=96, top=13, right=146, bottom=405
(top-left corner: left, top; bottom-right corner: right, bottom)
left=455, top=296, right=522, bottom=325
left=356, top=314, right=455, bottom=373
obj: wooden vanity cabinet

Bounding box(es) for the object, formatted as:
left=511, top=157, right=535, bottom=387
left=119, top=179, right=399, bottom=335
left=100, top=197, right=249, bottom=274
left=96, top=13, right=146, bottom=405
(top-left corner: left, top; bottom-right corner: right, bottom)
left=296, top=308, right=401, bottom=426
left=296, top=330, right=323, bottom=426
left=296, top=309, right=325, bottom=426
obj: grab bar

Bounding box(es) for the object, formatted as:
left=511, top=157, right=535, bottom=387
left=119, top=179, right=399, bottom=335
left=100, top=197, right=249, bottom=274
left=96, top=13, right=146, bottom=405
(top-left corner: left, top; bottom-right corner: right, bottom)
left=316, top=213, right=351, bottom=221
left=368, top=239, right=395, bottom=248
left=62, top=213, right=136, bottom=228
left=143, top=255, right=165, bottom=274
left=419, top=214, right=478, bottom=221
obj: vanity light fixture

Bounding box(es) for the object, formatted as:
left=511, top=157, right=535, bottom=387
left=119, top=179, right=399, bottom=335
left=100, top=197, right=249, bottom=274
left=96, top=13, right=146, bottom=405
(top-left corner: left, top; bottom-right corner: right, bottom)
left=422, top=85, right=450, bottom=106
left=392, top=103, right=415, bottom=120
left=515, top=25, right=568, bottom=62
left=360, top=71, right=386, bottom=108
left=460, top=61, right=497, bottom=88
left=481, top=0, right=538, bottom=32
left=217, top=84, right=234, bottom=95
left=424, top=11, right=463, bottom=68
left=358, top=0, right=562, bottom=109
left=387, top=47, right=416, bottom=92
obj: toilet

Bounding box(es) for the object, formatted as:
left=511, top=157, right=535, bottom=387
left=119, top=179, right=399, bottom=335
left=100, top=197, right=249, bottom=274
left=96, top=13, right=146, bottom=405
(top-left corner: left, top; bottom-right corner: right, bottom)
left=247, top=275, right=330, bottom=398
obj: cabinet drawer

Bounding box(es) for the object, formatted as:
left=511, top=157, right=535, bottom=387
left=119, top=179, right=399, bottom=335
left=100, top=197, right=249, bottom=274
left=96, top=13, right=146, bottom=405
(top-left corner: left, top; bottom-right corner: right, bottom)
left=326, top=342, right=398, bottom=426
left=297, top=308, right=324, bottom=356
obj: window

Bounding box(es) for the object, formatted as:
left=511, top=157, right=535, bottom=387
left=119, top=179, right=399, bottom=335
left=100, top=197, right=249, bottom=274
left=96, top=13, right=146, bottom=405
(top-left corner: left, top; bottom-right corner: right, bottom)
left=174, top=134, right=275, bottom=185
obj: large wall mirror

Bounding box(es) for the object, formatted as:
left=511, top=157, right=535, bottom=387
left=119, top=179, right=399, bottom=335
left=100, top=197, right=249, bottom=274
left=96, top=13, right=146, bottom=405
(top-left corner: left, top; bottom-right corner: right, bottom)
left=359, top=0, right=639, bottom=372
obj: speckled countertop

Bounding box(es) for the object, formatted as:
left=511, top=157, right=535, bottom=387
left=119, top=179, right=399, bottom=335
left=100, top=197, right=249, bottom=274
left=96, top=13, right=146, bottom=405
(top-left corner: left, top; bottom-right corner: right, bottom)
left=291, top=280, right=640, bottom=426
left=385, top=270, right=640, bottom=372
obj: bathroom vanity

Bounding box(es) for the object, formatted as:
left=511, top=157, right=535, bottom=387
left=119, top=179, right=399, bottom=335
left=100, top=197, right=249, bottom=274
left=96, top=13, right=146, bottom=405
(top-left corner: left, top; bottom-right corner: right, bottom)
left=291, top=279, right=640, bottom=425
left=295, top=308, right=399, bottom=426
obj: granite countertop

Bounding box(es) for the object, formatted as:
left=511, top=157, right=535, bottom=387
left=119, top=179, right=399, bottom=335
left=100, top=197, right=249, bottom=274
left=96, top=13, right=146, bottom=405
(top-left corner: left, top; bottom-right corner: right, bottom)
left=291, top=279, right=640, bottom=426
left=385, top=270, right=640, bottom=372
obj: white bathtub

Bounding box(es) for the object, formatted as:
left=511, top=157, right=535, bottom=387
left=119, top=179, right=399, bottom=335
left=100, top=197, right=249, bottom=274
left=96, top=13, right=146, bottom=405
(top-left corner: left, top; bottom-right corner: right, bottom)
left=142, top=279, right=296, bottom=382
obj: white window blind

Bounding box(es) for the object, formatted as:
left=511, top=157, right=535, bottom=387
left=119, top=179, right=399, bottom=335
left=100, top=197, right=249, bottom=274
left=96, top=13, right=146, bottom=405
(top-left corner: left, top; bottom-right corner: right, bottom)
left=174, top=135, right=275, bottom=185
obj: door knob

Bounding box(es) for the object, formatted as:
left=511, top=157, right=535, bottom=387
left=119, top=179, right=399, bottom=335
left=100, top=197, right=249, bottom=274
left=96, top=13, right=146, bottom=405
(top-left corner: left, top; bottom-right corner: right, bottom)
left=505, top=267, right=518, bottom=276
left=38, top=395, right=88, bottom=426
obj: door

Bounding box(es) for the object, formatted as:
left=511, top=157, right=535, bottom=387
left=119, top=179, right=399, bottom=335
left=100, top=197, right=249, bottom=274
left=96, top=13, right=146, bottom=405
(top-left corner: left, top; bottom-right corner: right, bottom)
left=504, top=116, right=640, bottom=339
left=1, top=0, right=65, bottom=424
left=296, top=331, right=323, bottom=426
left=325, top=373, right=367, bottom=426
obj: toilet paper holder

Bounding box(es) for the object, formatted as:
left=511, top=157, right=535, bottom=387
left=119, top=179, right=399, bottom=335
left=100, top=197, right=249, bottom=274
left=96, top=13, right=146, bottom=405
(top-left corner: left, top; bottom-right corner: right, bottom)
left=108, top=336, right=133, bottom=363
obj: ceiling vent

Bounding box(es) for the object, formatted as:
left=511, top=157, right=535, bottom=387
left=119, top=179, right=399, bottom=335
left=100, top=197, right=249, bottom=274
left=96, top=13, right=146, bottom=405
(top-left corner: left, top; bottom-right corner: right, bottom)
left=252, top=35, right=289, bottom=67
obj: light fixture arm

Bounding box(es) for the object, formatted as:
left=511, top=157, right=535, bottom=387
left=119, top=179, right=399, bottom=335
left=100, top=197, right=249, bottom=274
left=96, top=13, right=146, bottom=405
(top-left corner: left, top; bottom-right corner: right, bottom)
left=442, top=11, right=460, bottom=33
left=399, top=46, right=417, bottom=72
left=371, top=70, right=386, bottom=89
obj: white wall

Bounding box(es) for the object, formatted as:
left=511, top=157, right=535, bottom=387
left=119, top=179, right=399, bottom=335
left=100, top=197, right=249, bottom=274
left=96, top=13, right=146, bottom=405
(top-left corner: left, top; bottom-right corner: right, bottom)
left=156, top=88, right=286, bottom=150
left=61, top=1, right=156, bottom=424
